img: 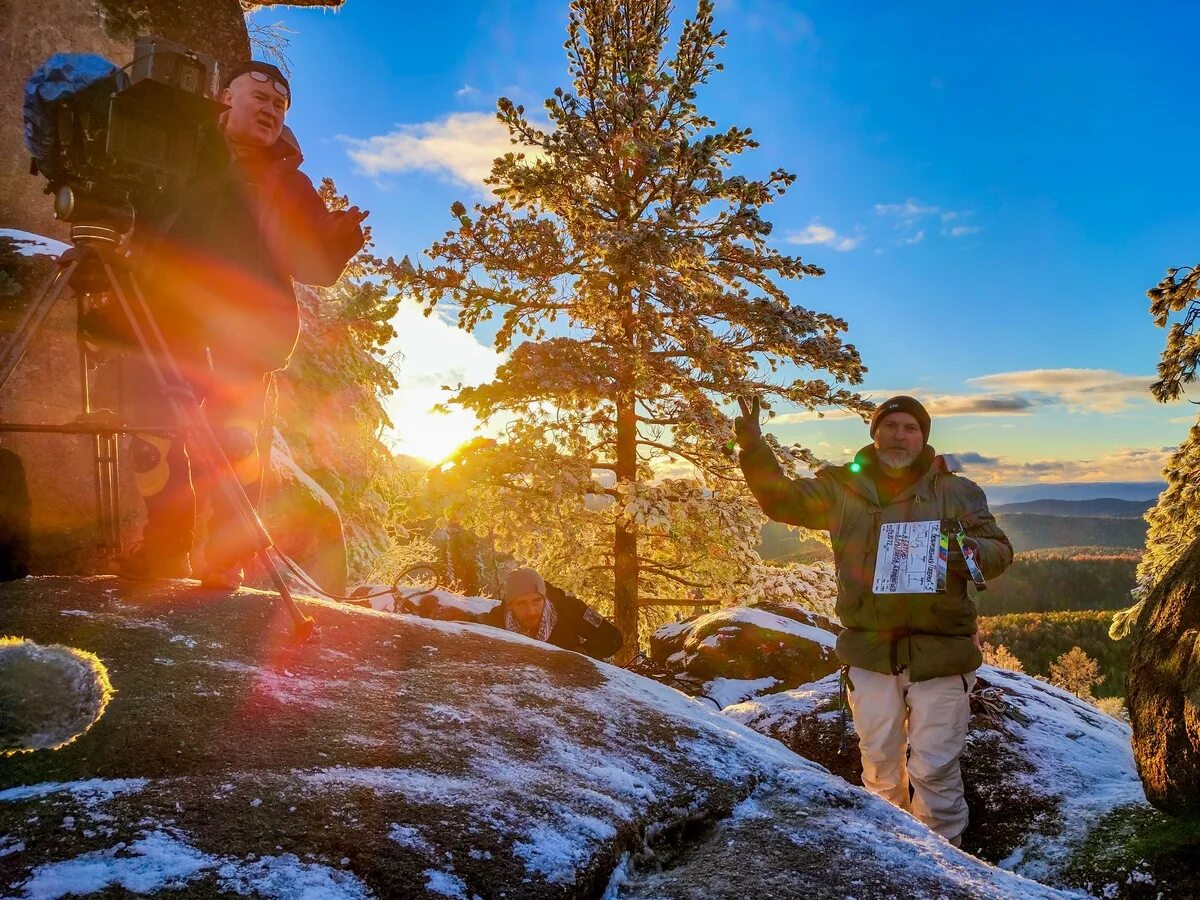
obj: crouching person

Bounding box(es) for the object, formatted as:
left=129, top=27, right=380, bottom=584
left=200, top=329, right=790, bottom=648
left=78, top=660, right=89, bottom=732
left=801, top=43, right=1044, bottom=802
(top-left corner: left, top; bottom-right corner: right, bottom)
left=484, top=567, right=623, bottom=661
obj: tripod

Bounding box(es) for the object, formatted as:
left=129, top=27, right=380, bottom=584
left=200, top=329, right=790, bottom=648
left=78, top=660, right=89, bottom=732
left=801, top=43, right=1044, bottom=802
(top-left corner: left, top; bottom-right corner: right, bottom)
left=0, top=223, right=315, bottom=639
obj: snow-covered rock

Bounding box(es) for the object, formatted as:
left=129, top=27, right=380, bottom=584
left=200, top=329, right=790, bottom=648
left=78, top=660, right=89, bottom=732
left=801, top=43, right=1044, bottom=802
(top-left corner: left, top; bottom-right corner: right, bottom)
left=648, top=603, right=839, bottom=686
left=0, top=577, right=1079, bottom=898
left=725, top=667, right=1158, bottom=897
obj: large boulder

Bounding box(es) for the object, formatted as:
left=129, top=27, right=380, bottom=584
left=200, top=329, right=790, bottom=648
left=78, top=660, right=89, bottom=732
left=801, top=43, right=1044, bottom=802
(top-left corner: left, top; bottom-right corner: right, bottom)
left=1127, top=535, right=1200, bottom=816
left=725, top=667, right=1171, bottom=897
left=648, top=604, right=840, bottom=686
left=0, top=577, right=1079, bottom=898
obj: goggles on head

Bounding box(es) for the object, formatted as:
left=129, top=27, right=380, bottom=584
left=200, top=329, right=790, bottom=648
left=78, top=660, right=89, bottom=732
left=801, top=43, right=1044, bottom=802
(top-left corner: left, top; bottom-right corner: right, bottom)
left=245, top=69, right=290, bottom=105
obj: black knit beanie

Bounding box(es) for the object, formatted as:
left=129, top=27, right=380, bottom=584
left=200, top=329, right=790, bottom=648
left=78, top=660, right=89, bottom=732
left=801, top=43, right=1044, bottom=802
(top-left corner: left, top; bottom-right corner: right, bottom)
left=870, top=395, right=931, bottom=444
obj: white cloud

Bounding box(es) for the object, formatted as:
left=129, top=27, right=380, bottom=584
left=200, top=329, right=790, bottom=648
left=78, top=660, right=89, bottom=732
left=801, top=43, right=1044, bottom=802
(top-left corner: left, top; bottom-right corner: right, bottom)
left=455, top=84, right=479, bottom=98
left=342, top=111, right=540, bottom=187
left=965, top=368, right=1156, bottom=414
left=874, top=199, right=942, bottom=218
left=951, top=446, right=1172, bottom=485
left=786, top=220, right=861, bottom=252
left=874, top=198, right=979, bottom=243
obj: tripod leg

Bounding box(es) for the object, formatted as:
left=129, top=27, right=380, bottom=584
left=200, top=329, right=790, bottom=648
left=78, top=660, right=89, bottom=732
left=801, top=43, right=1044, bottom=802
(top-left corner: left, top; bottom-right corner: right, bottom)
left=0, top=259, right=80, bottom=391
left=100, top=262, right=314, bottom=640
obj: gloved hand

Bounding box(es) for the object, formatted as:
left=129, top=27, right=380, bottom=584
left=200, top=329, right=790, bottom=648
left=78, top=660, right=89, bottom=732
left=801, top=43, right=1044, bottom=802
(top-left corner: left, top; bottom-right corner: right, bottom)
left=733, top=397, right=763, bottom=450
left=948, top=537, right=979, bottom=575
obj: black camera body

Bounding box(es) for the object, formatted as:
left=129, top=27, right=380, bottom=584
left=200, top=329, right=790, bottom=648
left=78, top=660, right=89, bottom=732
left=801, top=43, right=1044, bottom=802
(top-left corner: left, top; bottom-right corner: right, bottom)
left=25, top=37, right=226, bottom=231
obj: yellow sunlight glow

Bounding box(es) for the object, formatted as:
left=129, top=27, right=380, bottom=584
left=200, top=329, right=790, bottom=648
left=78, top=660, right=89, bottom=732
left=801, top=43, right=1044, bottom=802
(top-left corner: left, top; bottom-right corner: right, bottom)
left=389, top=407, right=481, bottom=465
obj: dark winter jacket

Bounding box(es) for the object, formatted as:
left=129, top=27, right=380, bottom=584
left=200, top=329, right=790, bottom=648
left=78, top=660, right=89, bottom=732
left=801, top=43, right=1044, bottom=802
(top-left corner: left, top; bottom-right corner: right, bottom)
left=142, top=126, right=363, bottom=377
left=739, top=438, right=1013, bottom=681
left=484, top=585, right=624, bottom=661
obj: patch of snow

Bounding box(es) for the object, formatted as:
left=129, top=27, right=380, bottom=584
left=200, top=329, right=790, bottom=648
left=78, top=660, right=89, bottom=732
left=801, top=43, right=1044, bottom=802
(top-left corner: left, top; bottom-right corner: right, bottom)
left=719, top=607, right=837, bottom=647
left=423, top=868, right=469, bottom=898
left=0, top=779, right=148, bottom=806
left=601, top=851, right=633, bottom=900
left=216, top=853, right=371, bottom=899
left=650, top=619, right=692, bottom=642
left=14, top=830, right=211, bottom=898
left=0, top=229, right=69, bottom=258
left=389, top=823, right=433, bottom=853
left=703, top=676, right=779, bottom=709
left=169, top=635, right=197, bottom=649
left=58, top=610, right=94, bottom=618
left=0, top=837, right=27, bottom=858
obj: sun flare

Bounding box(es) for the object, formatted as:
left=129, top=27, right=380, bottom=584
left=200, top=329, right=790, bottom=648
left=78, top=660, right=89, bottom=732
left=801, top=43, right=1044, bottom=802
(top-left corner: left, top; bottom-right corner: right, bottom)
left=387, top=405, right=482, bottom=465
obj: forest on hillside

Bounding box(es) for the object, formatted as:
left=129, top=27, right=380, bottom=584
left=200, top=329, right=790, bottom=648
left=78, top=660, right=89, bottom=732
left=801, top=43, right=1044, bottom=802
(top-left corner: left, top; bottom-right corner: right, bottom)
left=978, top=610, right=1128, bottom=700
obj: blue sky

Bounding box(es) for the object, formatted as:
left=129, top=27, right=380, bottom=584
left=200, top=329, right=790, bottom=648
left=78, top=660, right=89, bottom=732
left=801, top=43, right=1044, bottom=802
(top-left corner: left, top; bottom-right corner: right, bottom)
left=259, top=0, right=1199, bottom=483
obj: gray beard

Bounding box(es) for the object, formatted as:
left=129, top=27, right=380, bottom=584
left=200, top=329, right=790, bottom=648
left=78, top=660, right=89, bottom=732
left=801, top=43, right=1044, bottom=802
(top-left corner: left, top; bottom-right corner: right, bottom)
left=878, top=447, right=918, bottom=470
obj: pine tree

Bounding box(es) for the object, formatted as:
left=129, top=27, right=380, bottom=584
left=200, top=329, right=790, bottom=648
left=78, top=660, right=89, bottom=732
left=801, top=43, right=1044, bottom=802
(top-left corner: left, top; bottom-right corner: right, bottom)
left=1048, top=645, right=1104, bottom=700
left=1111, top=265, right=1200, bottom=637
left=407, top=0, right=867, bottom=657
left=981, top=642, right=1024, bottom=672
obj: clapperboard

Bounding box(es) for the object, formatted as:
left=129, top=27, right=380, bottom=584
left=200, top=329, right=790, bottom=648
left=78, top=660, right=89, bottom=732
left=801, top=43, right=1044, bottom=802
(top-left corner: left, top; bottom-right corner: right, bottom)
left=872, top=519, right=988, bottom=594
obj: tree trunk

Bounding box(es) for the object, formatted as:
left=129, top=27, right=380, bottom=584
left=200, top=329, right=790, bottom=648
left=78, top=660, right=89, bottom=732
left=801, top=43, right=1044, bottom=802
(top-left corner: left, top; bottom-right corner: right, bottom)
left=612, top=388, right=639, bottom=664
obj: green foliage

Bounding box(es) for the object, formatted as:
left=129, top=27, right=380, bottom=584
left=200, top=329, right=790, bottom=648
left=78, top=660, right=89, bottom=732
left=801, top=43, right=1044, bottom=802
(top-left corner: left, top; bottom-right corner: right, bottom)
left=405, top=0, right=867, bottom=650
left=975, top=554, right=1139, bottom=616
left=1138, top=419, right=1200, bottom=592
left=1065, top=803, right=1200, bottom=898
left=1135, top=264, right=1200, bottom=602
left=978, top=611, right=1129, bottom=699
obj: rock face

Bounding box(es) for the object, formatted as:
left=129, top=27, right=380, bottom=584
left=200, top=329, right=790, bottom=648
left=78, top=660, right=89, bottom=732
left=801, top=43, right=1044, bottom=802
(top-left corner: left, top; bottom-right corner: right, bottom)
left=725, top=667, right=1151, bottom=896
left=1127, top=535, right=1200, bottom=816
left=648, top=604, right=840, bottom=686
left=0, top=577, right=1078, bottom=898
left=0, top=235, right=131, bottom=575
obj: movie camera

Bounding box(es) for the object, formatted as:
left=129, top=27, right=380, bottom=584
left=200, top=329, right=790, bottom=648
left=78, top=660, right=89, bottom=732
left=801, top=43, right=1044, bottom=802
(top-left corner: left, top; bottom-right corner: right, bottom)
left=23, top=36, right=225, bottom=232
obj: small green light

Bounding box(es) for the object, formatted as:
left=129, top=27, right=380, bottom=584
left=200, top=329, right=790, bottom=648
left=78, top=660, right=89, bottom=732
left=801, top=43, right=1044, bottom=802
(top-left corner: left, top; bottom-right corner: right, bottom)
left=849, top=462, right=862, bottom=473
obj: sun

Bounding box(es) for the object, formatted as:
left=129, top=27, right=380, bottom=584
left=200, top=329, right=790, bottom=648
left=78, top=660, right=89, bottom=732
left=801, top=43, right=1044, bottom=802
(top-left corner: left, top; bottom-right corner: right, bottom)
left=387, top=403, right=482, bottom=465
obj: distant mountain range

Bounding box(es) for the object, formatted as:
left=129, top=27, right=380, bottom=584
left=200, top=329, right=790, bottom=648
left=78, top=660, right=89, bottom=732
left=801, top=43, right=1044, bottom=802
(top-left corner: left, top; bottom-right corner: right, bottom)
left=995, top=513, right=1146, bottom=553
left=758, top=491, right=1156, bottom=561
left=992, top=498, right=1153, bottom=518
left=981, top=482, right=1164, bottom=504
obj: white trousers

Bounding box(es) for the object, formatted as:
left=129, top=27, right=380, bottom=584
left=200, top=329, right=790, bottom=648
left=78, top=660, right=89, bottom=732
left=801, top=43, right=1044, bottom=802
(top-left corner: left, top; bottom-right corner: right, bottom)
left=846, top=666, right=976, bottom=843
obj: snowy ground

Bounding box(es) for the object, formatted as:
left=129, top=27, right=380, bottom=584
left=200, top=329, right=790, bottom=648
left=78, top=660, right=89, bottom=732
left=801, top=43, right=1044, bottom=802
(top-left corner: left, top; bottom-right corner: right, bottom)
left=725, top=666, right=1149, bottom=891
left=0, top=577, right=1086, bottom=898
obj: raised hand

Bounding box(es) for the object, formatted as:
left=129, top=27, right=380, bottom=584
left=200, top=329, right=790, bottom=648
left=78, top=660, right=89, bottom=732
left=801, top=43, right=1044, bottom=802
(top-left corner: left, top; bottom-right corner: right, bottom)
left=732, top=396, right=763, bottom=450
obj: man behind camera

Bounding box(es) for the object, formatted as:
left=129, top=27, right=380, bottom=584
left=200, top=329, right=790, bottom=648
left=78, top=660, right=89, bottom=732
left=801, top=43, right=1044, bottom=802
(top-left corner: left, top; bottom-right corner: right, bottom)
left=121, top=61, right=367, bottom=589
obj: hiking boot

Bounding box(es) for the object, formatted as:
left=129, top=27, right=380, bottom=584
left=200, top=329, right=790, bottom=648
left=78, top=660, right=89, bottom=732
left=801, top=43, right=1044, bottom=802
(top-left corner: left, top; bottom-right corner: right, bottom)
left=199, top=563, right=244, bottom=591
left=118, top=543, right=192, bottom=581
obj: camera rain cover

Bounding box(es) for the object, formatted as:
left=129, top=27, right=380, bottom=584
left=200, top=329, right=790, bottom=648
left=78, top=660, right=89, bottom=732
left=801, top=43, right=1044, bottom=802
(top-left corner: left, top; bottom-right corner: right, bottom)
left=23, top=54, right=122, bottom=163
